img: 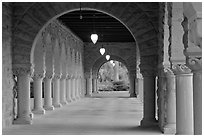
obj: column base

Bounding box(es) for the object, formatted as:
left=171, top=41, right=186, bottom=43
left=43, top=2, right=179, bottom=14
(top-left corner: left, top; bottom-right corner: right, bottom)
left=13, top=116, right=32, bottom=124
left=44, top=105, right=54, bottom=111
left=163, top=124, right=176, bottom=134
left=60, top=101, right=68, bottom=105
left=53, top=103, right=62, bottom=108
left=66, top=98, right=73, bottom=103
left=140, top=118, right=158, bottom=127
left=71, top=96, right=77, bottom=101
left=130, top=93, right=137, bottom=97
left=32, top=108, right=45, bottom=114
left=85, top=94, right=92, bottom=97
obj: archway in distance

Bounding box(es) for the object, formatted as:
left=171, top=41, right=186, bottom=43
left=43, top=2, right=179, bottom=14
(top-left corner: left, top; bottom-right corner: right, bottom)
left=95, top=60, right=130, bottom=98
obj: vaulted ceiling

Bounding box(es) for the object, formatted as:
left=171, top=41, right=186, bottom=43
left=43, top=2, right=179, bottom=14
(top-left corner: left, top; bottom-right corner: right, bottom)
left=58, top=10, right=135, bottom=42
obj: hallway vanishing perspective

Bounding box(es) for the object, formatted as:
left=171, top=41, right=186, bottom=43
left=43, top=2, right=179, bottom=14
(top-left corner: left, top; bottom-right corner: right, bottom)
left=3, top=92, right=161, bottom=135
left=2, top=2, right=202, bottom=135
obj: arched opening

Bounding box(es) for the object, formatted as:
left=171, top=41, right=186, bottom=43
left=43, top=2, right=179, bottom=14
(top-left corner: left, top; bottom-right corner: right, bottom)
left=95, top=60, right=130, bottom=98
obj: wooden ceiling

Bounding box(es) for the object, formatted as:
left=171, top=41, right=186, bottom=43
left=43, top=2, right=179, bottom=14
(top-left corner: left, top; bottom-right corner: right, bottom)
left=58, top=10, right=135, bottom=42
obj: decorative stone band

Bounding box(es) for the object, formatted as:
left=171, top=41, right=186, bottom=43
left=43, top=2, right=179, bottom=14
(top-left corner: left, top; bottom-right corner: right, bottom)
left=187, top=57, right=202, bottom=72
left=172, top=64, right=192, bottom=75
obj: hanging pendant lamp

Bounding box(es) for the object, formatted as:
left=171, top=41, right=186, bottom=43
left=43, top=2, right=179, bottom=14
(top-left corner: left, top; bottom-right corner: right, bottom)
left=91, top=13, right=98, bottom=44
left=106, top=55, right=110, bottom=60
left=110, top=60, right=115, bottom=66
left=91, top=34, right=98, bottom=44
left=99, top=45, right=105, bottom=55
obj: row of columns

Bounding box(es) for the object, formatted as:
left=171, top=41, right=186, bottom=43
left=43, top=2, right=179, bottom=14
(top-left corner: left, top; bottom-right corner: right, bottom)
left=156, top=63, right=201, bottom=135
left=13, top=67, right=84, bottom=124
left=140, top=64, right=201, bottom=135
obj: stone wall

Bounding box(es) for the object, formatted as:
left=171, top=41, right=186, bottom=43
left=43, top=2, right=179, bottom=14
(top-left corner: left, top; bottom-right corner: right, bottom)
left=2, top=3, right=15, bottom=128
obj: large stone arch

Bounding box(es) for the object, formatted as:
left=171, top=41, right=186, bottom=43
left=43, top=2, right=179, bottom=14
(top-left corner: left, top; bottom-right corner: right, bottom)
left=12, top=2, right=159, bottom=75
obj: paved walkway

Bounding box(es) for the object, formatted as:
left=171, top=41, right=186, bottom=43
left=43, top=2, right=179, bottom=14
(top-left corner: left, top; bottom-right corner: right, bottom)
left=3, top=91, right=162, bottom=135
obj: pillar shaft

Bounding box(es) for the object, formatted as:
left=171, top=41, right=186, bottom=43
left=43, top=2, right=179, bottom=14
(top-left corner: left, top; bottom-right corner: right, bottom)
left=71, top=77, right=76, bottom=100
left=163, top=69, right=176, bottom=134
left=140, top=75, right=157, bottom=126
left=75, top=78, right=80, bottom=99
left=66, top=78, right=72, bottom=102
left=60, top=77, right=67, bottom=105
left=13, top=69, right=32, bottom=124
left=173, top=65, right=194, bottom=135
left=32, top=74, right=45, bottom=114
left=187, top=58, right=202, bottom=135
left=52, top=75, right=61, bottom=108
left=92, top=78, right=98, bottom=93
left=86, top=77, right=92, bottom=97
left=129, top=75, right=136, bottom=97
left=44, top=76, right=54, bottom=110
left=193, top=71, right=202, bottom=135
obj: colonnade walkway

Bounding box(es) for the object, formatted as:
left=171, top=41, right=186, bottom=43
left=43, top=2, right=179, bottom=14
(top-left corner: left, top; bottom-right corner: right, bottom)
left=3, top=91, right=162, bottom=135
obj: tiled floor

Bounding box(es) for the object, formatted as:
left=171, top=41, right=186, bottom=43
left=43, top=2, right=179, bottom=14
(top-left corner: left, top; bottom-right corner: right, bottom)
left=2, top=91, right=162, bottom=135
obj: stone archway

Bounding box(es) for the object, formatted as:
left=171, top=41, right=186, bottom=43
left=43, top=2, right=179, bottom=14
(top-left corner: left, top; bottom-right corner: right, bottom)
left=87, top=55, right=137, bottom=97
left=11, top=2, right=159, bottom=127
left=12, top=2, right=159, bottom=75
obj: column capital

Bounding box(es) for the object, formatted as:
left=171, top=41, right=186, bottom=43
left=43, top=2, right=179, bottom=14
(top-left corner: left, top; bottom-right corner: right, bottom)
left=172, top=64, right=192, bottom=75
left=129, top=71, right=136, bottom=78
left=140, top=69, right=156, bottom=77
left=66, top=75, right=72, bottom=79
left=187, top=57, right=202, bottom=73
left=60, top=75, right=67, bottom=80
left=84, top=72, right=92, bottom=79
left=33, top=73, right=45, bottom=80
left=13, top=66, right=32, bottom=76
left=53, top=74, right=61, bottom=79
left=164, top=67, right=175, bottom=77
left=45, top=71, right=54, bottom=79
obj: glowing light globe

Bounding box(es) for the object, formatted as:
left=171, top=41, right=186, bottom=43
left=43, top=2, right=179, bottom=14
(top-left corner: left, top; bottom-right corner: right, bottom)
left=91, top=34, right=98, bottom=44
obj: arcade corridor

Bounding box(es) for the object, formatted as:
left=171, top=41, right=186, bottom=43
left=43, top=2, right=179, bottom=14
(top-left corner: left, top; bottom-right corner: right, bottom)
left=3, top=92, right=161, bottom=135
left=2, top=2, right=202, bottom=135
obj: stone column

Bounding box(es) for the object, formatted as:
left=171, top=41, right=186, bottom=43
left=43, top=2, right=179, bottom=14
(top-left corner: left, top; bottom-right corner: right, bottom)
left=173, top=64, right=194, bottom=135
left=32, top=73, right=45, bottom=114
left=187, top=58, right=202, bottom=135
left=85, top=72, right=92, bottom=97
left=137, top=72, right=143, bottom=102
left=43, top=73, right=54, bottom=110
left=52, top=74, right=62, bottom=108
left=183, top=2, right=202, bottom=135
left=66, top=76, right=72, bottom=102
left=74, top=77, right=80, bottom=100
left=129, top=71, right=136, bottom=97
left=92, top=76, right=98, bottom=93
left=13, top=68, right=32, bottom=124
left=60, top=76, right=67, bottom=105
left=77, top=77, right=82, bottom=98
left=163, top=68, right=176, bottom=134
left=80, top=78, right=85, bottom=97
left=71, top=76, right=76, bottom=101
left=140, top=71, right=157, bottom=127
